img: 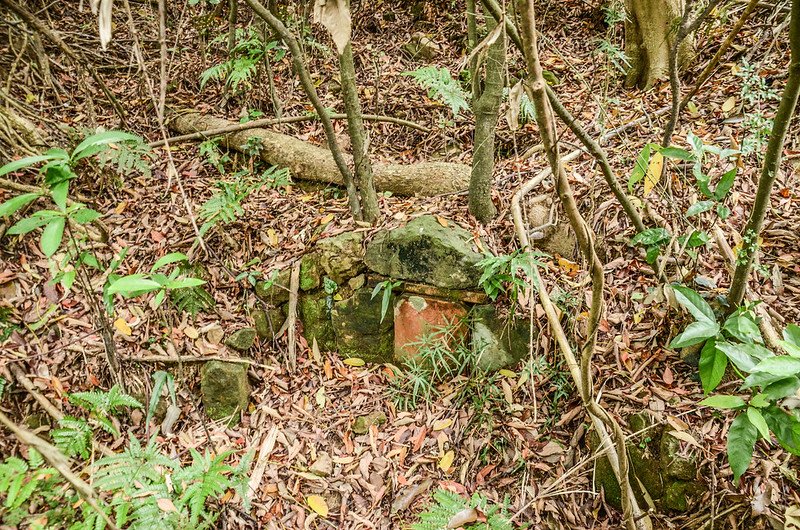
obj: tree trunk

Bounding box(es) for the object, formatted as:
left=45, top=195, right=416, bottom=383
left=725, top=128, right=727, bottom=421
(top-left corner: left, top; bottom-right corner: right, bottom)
left=468, top=16, right=504, bottom=224
left=624, top=0, right=692, bottom=90
left=339, top=41, right=380, bottom=224
left=170, top=112, right=471, bottom=196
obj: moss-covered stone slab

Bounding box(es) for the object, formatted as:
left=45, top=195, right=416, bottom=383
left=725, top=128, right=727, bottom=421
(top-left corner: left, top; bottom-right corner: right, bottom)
left=253, top=307, right=286, bottom=339
left=352, top=411, right=387, bottom=434
left=299, top=291, right=336, bottom=351
left=470, top=305, right=534, bottom=371
left=331, top=288, right=394, bottom=363
left=255, top=268, right=291, bottom=304
left=364, top=215, right=484, bottom=289
left=317, top=232, right=365, bottom=284
left=224, top=328, right=257, bottom=352
left=201, top=361, right=249, bottom=421
left=300, top=254, right=322, bottom=291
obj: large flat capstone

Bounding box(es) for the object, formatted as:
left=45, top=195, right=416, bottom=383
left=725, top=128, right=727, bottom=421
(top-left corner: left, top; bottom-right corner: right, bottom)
left=364, top=215, right=484, bottom=289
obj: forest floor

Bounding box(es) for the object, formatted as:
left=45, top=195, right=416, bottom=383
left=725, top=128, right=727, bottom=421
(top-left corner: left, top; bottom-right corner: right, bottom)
left=1, top=1, right=800, bottom=529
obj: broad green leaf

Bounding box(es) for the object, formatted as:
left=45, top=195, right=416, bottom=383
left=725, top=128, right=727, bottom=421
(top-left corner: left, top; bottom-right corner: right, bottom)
left=628, top=143, right=654, bottom=193
left=670, top=320, right=719, bottom=348
left=699, top=395, right=746, bottom=409
left=763, top=407, right=800, bottom=456
left=72, top=130, right=141, bottom=160
left=678, top=230, right=710, bottom=248
left=749, top=393, right=770, bottom=408
left=723, top=312, right=763, bottom=344
left=780, top=340, right=800, bottom=358
left=50, top=180, right=69, bottom=212
left=70, top=207, right=102, bottom=225
left=784, top=324, right=800, bottom=347
left=716, top=341, right=772, bottom=373
left=714, top=167, right=737, bottom=201
left=685, top=200, right=715, bottom=217
left=727, top=413, right=757, bottom=484
left=716, top=204, right=730, bottom=219
left=660, top=146, right=695, bottom=160
left=747, top=407, right=771, bottom=440
left=750, top=356, right=800, bottom=376
left=7, top=210, right=59, bottom=235
left=165, top=277, right=206, bottom=289
left=762, top=377, right=800, bottom=401
left=151, top=252, right=189, bottom=272
left=40, top=217, right=65, bottom=257
left=152, top=289, right=167, bottom=308
left=742, top=370, right=788, bottom=391
left=0, top=153, right=64, bottom=178
left=672, top=284, right=715, bottom=323
left=699, top=339, right=727, bottom=394
left=631, top=227, right=671, bottom=246
left=0, top=193, right=40, bottom=217
left=107, top=275, right=163, bottom=295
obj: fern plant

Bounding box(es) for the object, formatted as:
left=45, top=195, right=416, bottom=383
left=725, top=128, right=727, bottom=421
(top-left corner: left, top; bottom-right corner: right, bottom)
left=68, top=384, right=143, bottom=437
left=403, top=67, right=471, bottom=117
left=200, top=27, right=284, bottom=93
left=412, top=489, right=513, bottom=530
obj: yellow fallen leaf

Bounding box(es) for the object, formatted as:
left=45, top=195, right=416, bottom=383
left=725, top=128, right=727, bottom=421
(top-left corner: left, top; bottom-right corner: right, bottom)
left=435, top=216, right=449, bottom=227
left=439, top=450, right=455, bottom=472
left=319, top=213, right=335, bottom=225
left=643, top=151, right=664, bottom=196
left=432, top=418, right=452, bottom=431
left=184, top=326, right=199, bottom=339
left=343, top=357, right=365, bottom=367
left=267, top=228, right=278, bottom=247
left=557, top=257, right=579, bottom=274
left=114, top=201, right=128, bottom=214
left=307, top=495, right=329, bottom=517
left=113, top=317, right=132, bottom=336
left=498, top=369, right=516, bottom=378
left=722, top=96, right=737, bottom=113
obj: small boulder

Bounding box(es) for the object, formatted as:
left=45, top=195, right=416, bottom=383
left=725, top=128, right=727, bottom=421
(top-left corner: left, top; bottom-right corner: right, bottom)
left=201, top=361, right=249, bottom=421
left=317, top=232, right=365, bottom=284
left=255, top=268, right=291, bottom=304
left=527, top=203, right=576, bottom=258
left=299, top=291, right=336, bottom=351
left=352, top=411, right=387, bottom=434
left=300, top=254, right=322, bottom=291
left=471, top=306, right=533, bottom=371
left=331, top=288, right=394, bottom=363
left=402, top=32, right=440, bottom=60
left=253, top=307, right=285, bottom=339
left=225, top=328, right=257, bottom=352
left=364, top=215, right=484, bottom=289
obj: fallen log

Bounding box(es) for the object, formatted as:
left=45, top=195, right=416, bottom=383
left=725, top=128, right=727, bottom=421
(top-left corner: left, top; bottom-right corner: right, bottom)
left=169, top=112, right=470, bottom=196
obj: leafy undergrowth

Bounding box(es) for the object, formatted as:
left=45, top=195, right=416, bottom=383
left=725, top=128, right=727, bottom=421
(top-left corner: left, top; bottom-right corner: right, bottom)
left=1, top=0, right=800, bottom=529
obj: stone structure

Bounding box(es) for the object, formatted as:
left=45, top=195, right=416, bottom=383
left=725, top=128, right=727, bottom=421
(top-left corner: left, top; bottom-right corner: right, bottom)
left=252, top=215, right=533, bottom=369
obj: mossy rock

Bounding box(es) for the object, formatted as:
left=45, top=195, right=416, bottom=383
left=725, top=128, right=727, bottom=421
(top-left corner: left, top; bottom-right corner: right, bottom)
left=299, top=291, right=336, bottom=351
left=470, top=305, right=534, bottom=371
left=253, top=307, right=286, bottom=339
left=201, top=361, right=249, bottom=421
left=224, top=328, right=257, bottom=352
left=352, top=411, right=387, bottom=434
left=331, top=287, right=394, bottom=363
left=364, top=215, right=484, bottom=289
left=256, top=268, right=291, bottom=304
left=317, top=232, right=365, bottom=284
left=300, top=254, right=322, bottom=291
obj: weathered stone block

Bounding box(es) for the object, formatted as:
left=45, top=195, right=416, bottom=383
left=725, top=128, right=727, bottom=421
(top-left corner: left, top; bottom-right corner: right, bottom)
left=352, top=411, right=387, bottom=434
left=253, top=307, right=285, bottom=339
left=300, top=254, right=322, bottom=291
left=224, top=328, right=256, bottom=352
left=317, top=232, right=365, bottom=284
left=255, top=268, right=291, bottom=304
left=299, top=291, right=336, bottom=351
left=394, top=295, right=468, bottom=363
left=364, top=215, right=484, bottom=289
left=201, top=361, right=249, bottom=421
left=471, top=305, right=533, bottom=371
left=331, top=288, right=394, bottom=363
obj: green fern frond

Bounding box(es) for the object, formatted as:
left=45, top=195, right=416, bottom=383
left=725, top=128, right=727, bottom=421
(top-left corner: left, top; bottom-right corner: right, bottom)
left=403, top=67, right=470, bottom=117
left=53, top=416, right=92, bottom=459
left=170, top=283, right=215, bottom=316
left=412, top=489, right=513, bottom=530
